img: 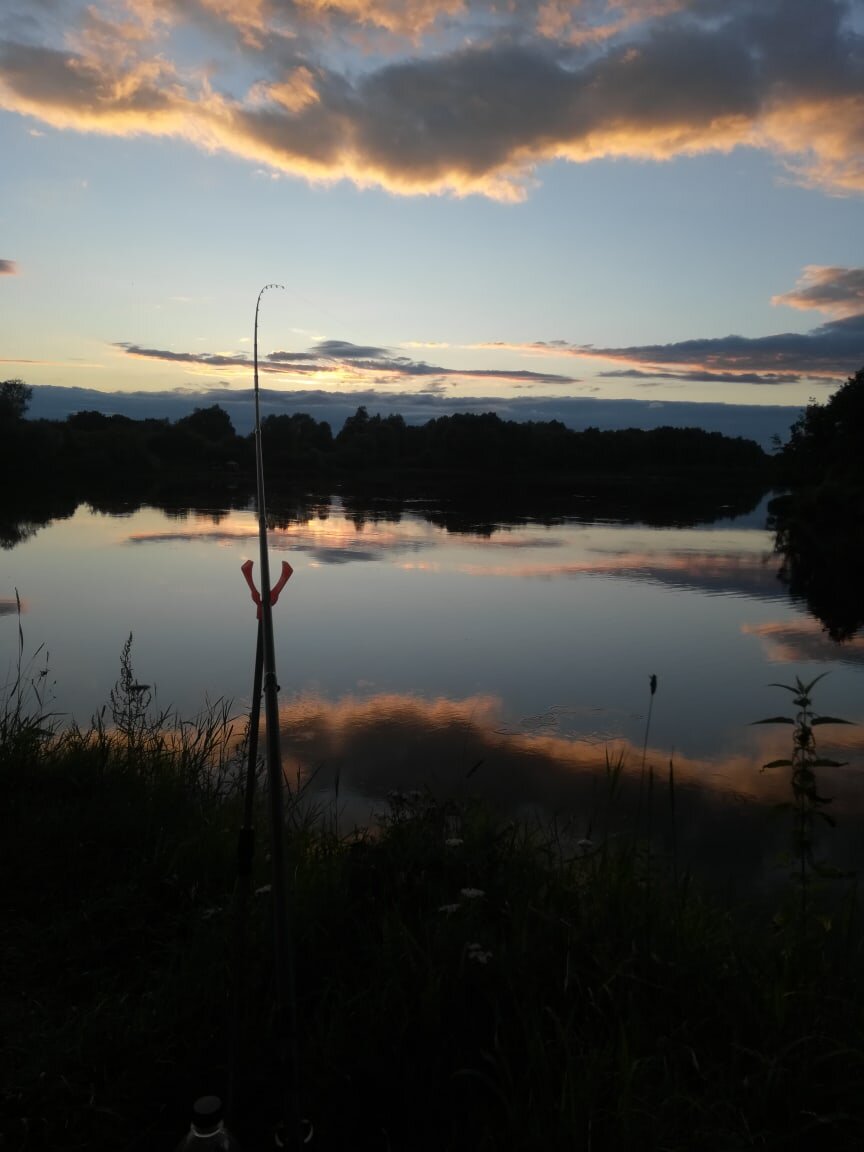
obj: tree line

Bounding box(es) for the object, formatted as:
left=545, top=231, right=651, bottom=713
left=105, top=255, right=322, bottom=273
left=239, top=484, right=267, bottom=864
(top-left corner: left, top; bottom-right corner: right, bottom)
left=1, top=380, right=771, bottom=490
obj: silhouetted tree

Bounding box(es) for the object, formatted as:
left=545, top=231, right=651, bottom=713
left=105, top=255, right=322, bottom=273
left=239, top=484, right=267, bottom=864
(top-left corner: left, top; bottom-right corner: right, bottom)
left=0, top=378, right=32, bottom=425
left=261, top=413, right=333, bottom=471
left=779, top=366, right=864, bottom=487
left=175, top=405, right=236, bottom=442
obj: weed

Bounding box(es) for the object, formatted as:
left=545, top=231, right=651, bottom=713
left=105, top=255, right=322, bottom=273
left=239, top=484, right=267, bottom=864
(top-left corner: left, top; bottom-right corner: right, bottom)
left=0, top=589, right=56, bottom=767
left=754, top=673, right=854, bottom=928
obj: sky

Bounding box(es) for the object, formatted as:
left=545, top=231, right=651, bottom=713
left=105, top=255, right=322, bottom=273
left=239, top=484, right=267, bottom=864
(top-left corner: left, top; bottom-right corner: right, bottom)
left=1, top=0, right=864, bottom=439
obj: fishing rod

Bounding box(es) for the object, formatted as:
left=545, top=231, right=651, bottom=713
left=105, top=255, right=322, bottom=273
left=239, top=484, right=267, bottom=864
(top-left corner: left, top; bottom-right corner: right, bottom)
left=180, top=288, right=303, bottom=1152
left=228, top=558, right=293, bottom=1140
left=245, top=283, right=302, bottom=1149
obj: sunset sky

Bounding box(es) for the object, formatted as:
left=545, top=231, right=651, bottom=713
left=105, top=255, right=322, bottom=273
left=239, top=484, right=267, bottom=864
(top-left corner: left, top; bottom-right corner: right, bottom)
left=2, top=0, right=863, bottom=431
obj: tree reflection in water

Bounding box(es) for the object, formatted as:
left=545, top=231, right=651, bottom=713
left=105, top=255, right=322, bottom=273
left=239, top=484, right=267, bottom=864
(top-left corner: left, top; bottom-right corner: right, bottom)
left=769, top=490, right=864, bottom=643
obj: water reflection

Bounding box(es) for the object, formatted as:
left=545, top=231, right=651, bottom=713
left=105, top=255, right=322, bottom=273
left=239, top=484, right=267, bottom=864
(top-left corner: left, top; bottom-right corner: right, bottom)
left=744, top=619, right=864, bottom=668
left=0, top=475, right=767, bottom=551
left=769, top=492, right=864, bottom=642
left=117, top=504, right=787, bottom=610
left=124, top=510, right=438, bottom=566
left=279, top=689, right=864, bottom=892
left=3, top=493, right=862, bottom=878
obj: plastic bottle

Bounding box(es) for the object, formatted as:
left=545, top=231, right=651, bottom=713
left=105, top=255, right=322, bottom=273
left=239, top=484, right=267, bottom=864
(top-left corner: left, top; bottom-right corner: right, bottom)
left=175, top=1096, right=242, bottom=1150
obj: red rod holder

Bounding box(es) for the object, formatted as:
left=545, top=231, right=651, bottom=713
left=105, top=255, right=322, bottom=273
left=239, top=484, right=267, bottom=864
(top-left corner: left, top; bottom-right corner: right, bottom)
left=241, top=558, right=293, bottom=620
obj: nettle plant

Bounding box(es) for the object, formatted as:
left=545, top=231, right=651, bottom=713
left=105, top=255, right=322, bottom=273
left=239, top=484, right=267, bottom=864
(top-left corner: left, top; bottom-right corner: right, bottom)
left=755, top=673, right=854, bottom=906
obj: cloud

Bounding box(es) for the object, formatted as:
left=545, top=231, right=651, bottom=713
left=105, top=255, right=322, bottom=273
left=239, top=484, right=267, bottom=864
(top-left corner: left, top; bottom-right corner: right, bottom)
left=772, top=265, right=864, bottom=319
left=476, top=267, right=864, bottom=380
left=107, top=265, right=862, bottom=392
left=314, top=339, right=392, bottom=360
left=118, top=338, right=577, bottom=385
left=598, top=368, right=823, bottom=386
left=581, top=315, right=864, bottom=379
left=1, top=0, right=862, bottom=198
left=118, top=343, right=256, bottom=369
left=0, top=259, right=18, bottom=275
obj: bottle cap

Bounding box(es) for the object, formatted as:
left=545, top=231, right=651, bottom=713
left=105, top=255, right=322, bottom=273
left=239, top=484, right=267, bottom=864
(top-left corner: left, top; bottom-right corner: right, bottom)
left=192, top=1096, right=223, bottom=1133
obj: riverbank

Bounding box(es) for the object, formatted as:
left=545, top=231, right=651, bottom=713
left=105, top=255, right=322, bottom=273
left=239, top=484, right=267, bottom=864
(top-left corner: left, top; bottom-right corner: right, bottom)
left=3, top=671, right=864, bottom=1152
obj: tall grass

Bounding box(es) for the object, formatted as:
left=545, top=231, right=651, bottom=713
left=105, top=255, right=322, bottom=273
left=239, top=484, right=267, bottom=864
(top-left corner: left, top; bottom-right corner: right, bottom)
left=3, top=641, right=864, bottom=1151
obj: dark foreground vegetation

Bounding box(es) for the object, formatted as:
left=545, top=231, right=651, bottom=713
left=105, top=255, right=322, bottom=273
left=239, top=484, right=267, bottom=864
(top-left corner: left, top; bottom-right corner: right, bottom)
left=3, top=646, right=864, bottom=1152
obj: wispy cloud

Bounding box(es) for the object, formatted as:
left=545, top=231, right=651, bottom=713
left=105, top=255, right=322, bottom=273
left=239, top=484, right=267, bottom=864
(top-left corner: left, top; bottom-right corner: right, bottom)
left=598, top=368, right=827, bottom=386
left=117, top=337, right=577, bottom=386
left=0, top=355, right=104, bottom=368
left=1, top=1, right=862, bottom=199
left=0, top=258, right=18, bottom=275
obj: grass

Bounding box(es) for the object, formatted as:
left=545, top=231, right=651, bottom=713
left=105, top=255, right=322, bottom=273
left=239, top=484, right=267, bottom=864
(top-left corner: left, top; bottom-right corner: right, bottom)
left=3, top=644, right=864, bottom=1151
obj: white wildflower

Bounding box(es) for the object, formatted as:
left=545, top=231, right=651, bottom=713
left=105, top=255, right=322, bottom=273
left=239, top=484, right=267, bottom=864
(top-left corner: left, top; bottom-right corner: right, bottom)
left=445, top=837, right=464, bottom=848
left=467, top=942, right=492, bottom=964
left=438, top=903, right=460, bottom=915
left=460, top=887, right=485, bottom=900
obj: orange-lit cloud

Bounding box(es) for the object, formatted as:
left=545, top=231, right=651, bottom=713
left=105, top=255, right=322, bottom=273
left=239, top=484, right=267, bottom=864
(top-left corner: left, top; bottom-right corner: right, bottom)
left=772, top=266, right=864, bottom=320
left=537, top=0, right=687, bottom=46
left=1, top=1, right=862, bottom=199
left=0, top=259, right=17, bottom=275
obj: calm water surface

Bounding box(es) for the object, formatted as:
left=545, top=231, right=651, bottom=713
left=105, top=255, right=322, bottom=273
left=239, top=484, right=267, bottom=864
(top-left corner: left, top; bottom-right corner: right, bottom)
left=4, top=494, right=863, bottom=882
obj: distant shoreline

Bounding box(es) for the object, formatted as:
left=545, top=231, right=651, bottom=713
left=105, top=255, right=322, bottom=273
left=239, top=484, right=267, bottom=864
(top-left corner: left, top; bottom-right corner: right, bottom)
left=27, top=382, right=801, bottom=450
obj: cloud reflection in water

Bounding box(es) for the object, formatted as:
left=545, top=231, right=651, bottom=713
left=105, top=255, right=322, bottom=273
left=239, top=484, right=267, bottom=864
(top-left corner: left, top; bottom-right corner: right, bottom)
left=276, top=689, right=864, bottom=892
